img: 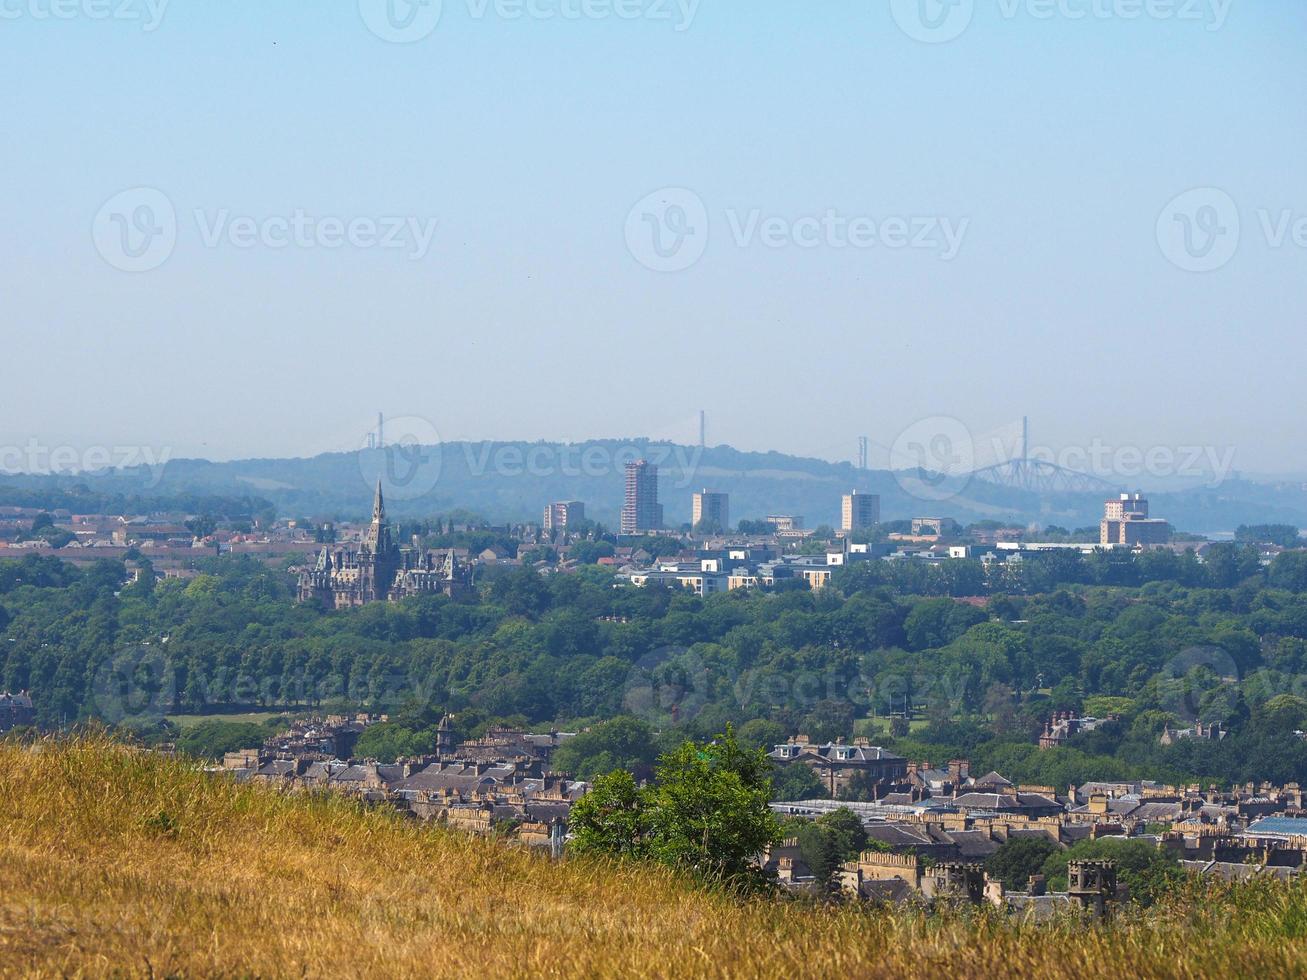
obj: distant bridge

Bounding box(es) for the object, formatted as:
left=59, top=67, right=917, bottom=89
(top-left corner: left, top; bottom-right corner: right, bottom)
left=969, top=458, right=1119, bottom=494
left=968, top=417, right=1121, bottom=494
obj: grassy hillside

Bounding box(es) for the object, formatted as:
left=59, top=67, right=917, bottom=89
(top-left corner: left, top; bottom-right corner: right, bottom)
left=1, top=740, right=1305, bottom=978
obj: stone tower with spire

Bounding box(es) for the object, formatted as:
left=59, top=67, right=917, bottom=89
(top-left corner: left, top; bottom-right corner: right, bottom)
left=363, top=480, right=393, bottom=554
left=357, top=480, right=400, bottom=603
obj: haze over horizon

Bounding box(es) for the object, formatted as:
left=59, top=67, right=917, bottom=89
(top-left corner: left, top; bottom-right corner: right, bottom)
left=4, top=3, right=1304, bottom=475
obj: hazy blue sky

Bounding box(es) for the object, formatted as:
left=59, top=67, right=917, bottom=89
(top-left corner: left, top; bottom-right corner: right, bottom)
left=2, top=1, right=1304, bottom=477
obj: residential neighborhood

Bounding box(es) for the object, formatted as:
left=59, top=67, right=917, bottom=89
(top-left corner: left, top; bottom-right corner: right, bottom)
left=190, top=713, right=1307, bottom=907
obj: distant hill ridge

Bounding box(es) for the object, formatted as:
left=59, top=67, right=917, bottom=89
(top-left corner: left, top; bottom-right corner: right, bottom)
left=3, top=438, right=1305, bottom=533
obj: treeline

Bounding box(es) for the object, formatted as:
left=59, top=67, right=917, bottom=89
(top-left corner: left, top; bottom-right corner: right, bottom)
left=0, top=484, right=274, bottom=522
left=4, top=548, right=1307, bottom=787
left=832, top=542, right=1307, bottom=596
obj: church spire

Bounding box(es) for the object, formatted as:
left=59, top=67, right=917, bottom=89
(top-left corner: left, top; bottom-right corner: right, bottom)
left=362, top=479, right=393, bottom=557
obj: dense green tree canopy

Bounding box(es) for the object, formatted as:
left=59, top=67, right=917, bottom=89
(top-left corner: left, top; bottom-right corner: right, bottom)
left=175, top=720, right=267, bottom=760
left=550, top=717, right=661, bottom=781
left=984, top=837, right=1062, bottom=891
left=780, top=807, right=870, bottom=886
left=1040, top=839, right=1183, bottom=907
left=4, top=547, right=1307, bottom=788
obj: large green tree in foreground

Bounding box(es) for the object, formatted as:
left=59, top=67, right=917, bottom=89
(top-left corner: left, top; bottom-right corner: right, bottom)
left=569, top=727, right=781, bottom=883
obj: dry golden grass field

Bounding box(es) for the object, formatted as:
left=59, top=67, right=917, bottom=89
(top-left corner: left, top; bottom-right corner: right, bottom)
left=0, top=739, right=1304, bottom=978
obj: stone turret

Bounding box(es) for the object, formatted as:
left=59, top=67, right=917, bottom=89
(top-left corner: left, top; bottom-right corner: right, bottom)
left=928, top=862, right=985, bottom=904
left=436, top=714, right=456, bottom=756
left=1067, top=859, right=1118, bottom=918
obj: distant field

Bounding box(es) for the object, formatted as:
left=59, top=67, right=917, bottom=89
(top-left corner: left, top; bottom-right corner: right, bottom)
left=857, top=717, right=930, bottom=736
left=166, top=711, right=285, bottom=729
left=1, top=738, right=1305, bottom=978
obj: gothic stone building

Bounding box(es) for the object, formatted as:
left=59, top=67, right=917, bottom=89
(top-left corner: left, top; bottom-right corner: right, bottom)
left=297, top=483, right=472, bottom=610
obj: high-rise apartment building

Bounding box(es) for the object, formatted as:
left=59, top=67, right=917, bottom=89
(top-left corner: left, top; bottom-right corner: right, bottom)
left=543, top=500, right=585, bottom=531
left=841, top=491, right=880, bottom=532
left=691, top=490, right=729, bottom=531
left=1100, top=493, right=1170, bottom=545
left=621, top=460, right=663, bottom=535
